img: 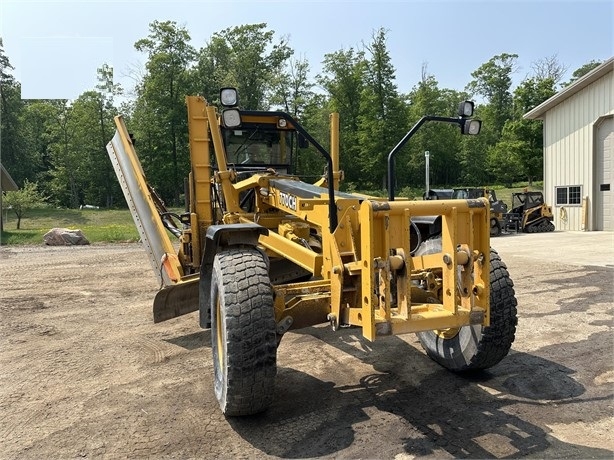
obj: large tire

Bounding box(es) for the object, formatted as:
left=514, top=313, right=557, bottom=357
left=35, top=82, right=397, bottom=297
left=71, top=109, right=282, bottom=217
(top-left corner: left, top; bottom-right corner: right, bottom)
left=417, top=247, right=517, bottom=372
left=211, top=247, right=277, bottom=416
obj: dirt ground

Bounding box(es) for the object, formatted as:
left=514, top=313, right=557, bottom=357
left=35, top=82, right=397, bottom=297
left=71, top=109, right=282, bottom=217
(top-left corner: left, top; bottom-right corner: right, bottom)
left=1, top=232, right=613, bottom=459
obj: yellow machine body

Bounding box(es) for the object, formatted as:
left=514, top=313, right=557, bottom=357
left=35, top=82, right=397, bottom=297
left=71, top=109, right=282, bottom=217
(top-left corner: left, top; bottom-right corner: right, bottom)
left=108, top=95, right=492, bottom=341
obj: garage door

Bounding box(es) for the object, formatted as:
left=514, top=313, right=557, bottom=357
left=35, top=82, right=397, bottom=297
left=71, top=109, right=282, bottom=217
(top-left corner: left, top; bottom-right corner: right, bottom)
left=595, top=116, right=613, bottom=231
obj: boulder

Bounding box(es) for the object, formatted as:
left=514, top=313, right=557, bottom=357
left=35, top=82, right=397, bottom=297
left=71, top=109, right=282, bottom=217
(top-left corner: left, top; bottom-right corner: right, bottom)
left=43, top=228, right=90, bottom=246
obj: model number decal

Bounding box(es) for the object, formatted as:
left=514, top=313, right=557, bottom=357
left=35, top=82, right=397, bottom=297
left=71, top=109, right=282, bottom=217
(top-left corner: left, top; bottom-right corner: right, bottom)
left=279, top=191, right=297, bottom=211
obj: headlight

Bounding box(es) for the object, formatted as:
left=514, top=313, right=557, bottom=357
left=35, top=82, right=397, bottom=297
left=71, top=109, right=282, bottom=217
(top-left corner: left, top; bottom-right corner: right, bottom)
left=222, top=109, right=242, bottom=128
left=220, top=87, right=238, bottom=107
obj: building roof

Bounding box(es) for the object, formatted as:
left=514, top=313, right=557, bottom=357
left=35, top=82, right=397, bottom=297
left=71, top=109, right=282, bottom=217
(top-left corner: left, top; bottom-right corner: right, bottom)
left=524, top=57, right=614, bottom=120
left=1, top=164, right=19, bottom=192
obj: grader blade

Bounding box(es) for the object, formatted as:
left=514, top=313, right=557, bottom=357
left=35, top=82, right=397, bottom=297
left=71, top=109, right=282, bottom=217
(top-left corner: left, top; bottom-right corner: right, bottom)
left=153, top=278, right=200, bottom=323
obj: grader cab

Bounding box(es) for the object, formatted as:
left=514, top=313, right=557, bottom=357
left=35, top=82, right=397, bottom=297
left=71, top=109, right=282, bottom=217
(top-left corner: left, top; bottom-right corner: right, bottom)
left=107, top=89, right=518, bottom=416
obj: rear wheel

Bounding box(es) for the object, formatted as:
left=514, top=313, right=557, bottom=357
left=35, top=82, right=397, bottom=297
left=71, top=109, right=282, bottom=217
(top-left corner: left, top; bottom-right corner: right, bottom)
left=417, top=247, right=517, bottom=372
left=211, top=247, right=277, bottom=416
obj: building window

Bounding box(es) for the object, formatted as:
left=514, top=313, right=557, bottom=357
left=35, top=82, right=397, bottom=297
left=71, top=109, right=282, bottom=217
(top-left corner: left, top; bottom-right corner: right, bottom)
left=555, top=185, right=582, bottom=205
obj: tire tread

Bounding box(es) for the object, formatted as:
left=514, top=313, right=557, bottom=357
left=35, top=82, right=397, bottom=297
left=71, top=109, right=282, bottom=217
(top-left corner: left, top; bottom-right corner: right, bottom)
left=213, top=248, right=276, bottom=416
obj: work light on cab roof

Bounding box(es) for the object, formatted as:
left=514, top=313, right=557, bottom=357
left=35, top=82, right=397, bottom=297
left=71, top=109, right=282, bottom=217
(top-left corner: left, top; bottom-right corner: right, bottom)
left=220, top=87, right=241, bottom=128
left=222, top=108, right=241, bottom=128
left=220, top=87, right=238, bottom=107
left=458, top=100, right=475, bottom=117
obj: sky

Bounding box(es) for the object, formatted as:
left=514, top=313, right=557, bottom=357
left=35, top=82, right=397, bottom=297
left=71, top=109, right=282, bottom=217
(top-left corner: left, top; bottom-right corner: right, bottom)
left=0, top=0, right=612, bottom=101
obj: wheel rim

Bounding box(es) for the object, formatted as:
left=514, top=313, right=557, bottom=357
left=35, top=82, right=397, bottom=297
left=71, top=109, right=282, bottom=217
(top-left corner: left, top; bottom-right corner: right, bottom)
left=435, top=327, right=460, bottom=340
left=215, top=296, right=224, bottom=371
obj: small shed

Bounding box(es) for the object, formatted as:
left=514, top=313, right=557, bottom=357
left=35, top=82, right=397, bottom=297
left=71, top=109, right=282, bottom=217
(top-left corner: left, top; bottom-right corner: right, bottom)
left=524, top=57, right=613, bottom=231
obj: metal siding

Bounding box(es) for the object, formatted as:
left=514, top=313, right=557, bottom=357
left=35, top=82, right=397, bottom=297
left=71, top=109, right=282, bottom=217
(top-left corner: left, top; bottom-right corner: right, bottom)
left=595, top=117, right=613, bottom=230
left=542, top=71, right=614, bottom=231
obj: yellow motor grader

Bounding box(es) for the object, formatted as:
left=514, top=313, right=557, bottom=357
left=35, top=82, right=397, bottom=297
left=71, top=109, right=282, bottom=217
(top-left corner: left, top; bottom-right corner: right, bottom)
left=107, top=89, right=518, bottom=416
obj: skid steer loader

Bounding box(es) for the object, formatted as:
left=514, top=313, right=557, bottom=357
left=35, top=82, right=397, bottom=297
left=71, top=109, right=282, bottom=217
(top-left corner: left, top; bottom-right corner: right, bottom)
left=508, top=191, right=555, bottom=233
left=107, top=89, right=518, bottom=416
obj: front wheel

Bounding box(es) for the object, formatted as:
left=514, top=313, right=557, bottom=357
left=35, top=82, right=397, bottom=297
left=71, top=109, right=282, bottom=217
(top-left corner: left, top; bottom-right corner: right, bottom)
left=211, top=247, right=277, bottom=416
left=417, top=249, right=518, bottom=372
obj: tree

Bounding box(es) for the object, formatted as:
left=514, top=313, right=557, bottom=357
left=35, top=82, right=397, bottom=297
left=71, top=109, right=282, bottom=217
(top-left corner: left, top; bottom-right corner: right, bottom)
left=46, top=100, right=83, bottom=208
left=406, top=72, right=468, bottom=188
left=295, top=93, right=330, bottom=180
left=463, top=53, right=519, bottom=185
left=530, top=54, right=568, bottom=85
left=494, top=76, right=556, bottom=185
left=270, top=56, right=314, bottom=118
left=486, top=140, right=524, bottom=187
left=92, top=64, right=122, bottom=206
left=3, top=180, right=47, bottom=229
left=357, top=28, right=408, bottom=189
left=0, top=38, right=29, bottom=185
left=195, top=23, right=293, bottom=109
left=133, top=21, right=196, bottom=204
left=68, top=84, right=122, bottom=208
left=562, top=59, right=603, bottom=87
left=318, top=47, right=367, bottom=187
left=466, top=53, right=518, bottom=141
left=19, top=100, right=58, bottom=198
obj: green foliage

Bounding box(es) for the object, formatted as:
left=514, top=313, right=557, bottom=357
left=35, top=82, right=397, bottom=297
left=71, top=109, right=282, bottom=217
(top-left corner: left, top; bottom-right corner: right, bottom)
left=133, top=20, right=196, bottom=205
left=406, top=73, right=468, bottom=188
left=270, top=56, right=314, bottom=118
left=318, top=47, right=367, bottom=185
left=466, top=53, right=518, bottom=145
left=3, top=180, right=48, bottom=229
left=45, top=99, right=84, bottom=208
left=196, top=23, right=292, bottom=109
left=491, top=76, right=556, bottom=185
left=357, top=28, right=408, bottom=189
left=293, top=93, right=329, bottom=180
left=1, top=22, right=565, bottom=208
left=1, top=39, right=32, bottom=187
left=486, top=140, right=524, bottom=187
left=562, top=59, right=603, bottom=87
left=18, top=101, right=57, bottom=193
left=397, top=186, right=426, bottom=200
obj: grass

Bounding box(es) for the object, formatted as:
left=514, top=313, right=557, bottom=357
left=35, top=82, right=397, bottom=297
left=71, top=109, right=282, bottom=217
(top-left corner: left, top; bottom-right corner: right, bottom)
left=1, top=208, right=140, bottom=245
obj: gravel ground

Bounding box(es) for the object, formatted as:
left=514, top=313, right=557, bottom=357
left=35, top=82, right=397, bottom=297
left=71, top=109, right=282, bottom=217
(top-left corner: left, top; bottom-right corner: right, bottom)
left=1, top=231, right=612, bottom=458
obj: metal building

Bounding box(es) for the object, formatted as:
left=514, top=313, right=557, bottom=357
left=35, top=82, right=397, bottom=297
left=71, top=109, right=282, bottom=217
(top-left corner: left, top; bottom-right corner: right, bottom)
left=524, top=57, right=613, bottom=231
